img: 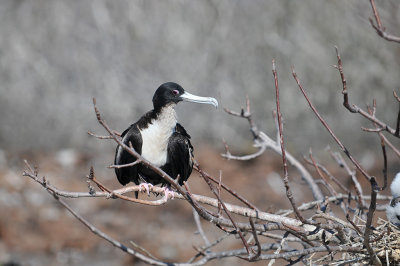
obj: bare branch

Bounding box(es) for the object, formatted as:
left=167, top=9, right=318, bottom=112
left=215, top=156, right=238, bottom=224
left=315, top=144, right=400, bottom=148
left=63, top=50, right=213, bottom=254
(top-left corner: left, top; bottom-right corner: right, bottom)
left=221, top=141, right=267, bottom=161
left=22, top=46, right=400, bottom=264
left=223, top=98, right=324, bottom=201
left=87, top=131, right=114, bottom=139
left=51, top=192, right=168, bottom=265
left=393, top=90, right=400, bottom=137
left=363, top=178, right=382, bottom=265
left=22, top=166, right=307, bottom=227
left=108, top=160, right=142, bottom=169
left=378, top=130, right=388, bottom=192
left=273, top=60, right=306, bottom=223
left=366, top=101, right=388, bottom=191
left=292, top=67, right=372, bottom=182
left=334, top=48, right=398, bottom=137
left=29, top=162, right=365, bottom=265
left=378, top=132, right=400, bottom=158
left=308, top=149, right=338, bottom=197
left=193, top=208, right=211, bottom=247
left=369, top=0, right=400, bottom=43
left=248, top=218, right=261, bottom=261
left=194, top=162, right=251, bottom=255
left=329, top=150, right=366, bottom=208
left=333, top=46, right=356, bottom=113
left=303, top=157, right=350, bottom=194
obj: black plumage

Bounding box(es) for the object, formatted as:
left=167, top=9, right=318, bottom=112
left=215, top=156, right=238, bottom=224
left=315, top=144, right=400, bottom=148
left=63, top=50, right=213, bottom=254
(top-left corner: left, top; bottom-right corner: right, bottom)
left=114, top=82, right=217, bottom=196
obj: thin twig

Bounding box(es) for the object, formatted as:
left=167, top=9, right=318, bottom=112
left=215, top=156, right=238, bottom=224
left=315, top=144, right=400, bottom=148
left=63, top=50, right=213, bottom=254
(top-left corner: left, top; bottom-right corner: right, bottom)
left=333, top=46, right=356, bottom=113
left=363, top=177, right=381, bottom=266
left=194, top=162, right=251, bottom=255
left=87, top=131, right=114, bottom=139
left=329, top=150, right=366, bottom=209
left=187, top=233, right=231, bottom=264
left=379, top=128, right=388, bottom=192
left=292, top=67, right=372, bottom=182
left=308, top=149, right=337, bottom=196
left=369, top=0, right=400, bottom=43
left=224, top=102, right=324, bottom=201
left=377, top=131, right=400, bottom=158
left=273, top=60, right=306, bottom=223
left=130, top=240, right=161, bottom=261
left=334, top=47, right=398, bottom=137
left=221, top=142, right=267, bottom=161
left=28, top=162, right=359, bottom=265
left=217, top=171, right=222, bottom=216
left=108, top=160, right=142, bottom=169
left=89, top=170, right=170, bottom=205
left=193, top=208, right=211, bottom=247
left=52, top=193, right=167, bottom=265
left=366, top=102, right=388, bottom=191
left=197, top=163, right=259, bottom=211
left=303, top=157, right=349, bottom=194
left=248, top=218, right=261, bottom=261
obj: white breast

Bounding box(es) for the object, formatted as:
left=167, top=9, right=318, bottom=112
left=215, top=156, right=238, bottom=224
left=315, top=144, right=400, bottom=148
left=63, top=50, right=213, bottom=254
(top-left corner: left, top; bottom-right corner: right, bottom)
left=140, top=105, right=177, bottom=166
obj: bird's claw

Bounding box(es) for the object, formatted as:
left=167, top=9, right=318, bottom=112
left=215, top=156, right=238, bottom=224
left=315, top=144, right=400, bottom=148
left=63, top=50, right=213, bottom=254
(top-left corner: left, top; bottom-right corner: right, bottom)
left=139, top=183, right=154, bottom=196
left=162, top=187, right=175, bottom=201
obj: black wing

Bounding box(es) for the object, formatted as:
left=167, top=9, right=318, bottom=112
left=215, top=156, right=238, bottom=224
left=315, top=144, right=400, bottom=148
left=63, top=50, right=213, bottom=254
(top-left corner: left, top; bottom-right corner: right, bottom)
left=114, top=123, right=142, bottom=186
left=167, top=123, right=193, bottom=185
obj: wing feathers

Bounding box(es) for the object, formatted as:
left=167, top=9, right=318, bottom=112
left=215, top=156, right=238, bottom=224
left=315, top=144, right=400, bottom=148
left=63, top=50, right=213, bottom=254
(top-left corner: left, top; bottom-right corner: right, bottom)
left=114, top=122, right=193, bottom=188
left=114, top=124, right=142, bottom=186
left=167, top=124, right=193, bottom=185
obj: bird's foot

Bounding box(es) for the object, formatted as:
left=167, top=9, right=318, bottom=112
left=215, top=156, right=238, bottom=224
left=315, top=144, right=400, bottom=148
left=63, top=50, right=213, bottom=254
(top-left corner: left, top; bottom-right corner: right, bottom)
left=162, top=187, right=175, bottom=201
left=139, top=183, right=154, bottom=196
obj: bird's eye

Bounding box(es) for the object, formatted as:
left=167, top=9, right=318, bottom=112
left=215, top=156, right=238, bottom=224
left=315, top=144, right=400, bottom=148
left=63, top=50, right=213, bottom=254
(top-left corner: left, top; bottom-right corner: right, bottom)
left=172, top=90, right=179, bottom=95
left=397, top=215, right=400, bottom=221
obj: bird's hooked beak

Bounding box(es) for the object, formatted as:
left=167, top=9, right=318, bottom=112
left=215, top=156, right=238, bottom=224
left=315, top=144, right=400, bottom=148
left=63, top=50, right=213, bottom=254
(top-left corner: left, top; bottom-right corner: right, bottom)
left=180, top=92, right=218, bottom=108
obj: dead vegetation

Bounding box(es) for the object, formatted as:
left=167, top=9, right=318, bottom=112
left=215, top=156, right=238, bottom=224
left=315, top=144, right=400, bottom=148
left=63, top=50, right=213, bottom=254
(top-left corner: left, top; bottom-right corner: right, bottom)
left=21, top=1, right=400, bottom=265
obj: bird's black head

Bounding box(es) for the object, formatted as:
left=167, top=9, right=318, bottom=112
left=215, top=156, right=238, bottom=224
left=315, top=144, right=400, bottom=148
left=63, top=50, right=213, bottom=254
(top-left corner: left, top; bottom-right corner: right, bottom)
left=152, top=82, right=185, bottom=110
left=152, top=82, right=218, bottom=111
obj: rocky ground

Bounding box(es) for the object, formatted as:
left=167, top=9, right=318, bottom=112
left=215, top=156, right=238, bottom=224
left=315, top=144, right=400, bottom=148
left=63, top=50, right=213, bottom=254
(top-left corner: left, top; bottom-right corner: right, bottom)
left=0, top=147, right=393, bottom=266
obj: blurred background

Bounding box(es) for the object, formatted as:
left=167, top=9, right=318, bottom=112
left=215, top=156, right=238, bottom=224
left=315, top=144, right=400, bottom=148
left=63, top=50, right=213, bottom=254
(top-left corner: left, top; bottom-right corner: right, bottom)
left=1, top=0, right=399, bottom=265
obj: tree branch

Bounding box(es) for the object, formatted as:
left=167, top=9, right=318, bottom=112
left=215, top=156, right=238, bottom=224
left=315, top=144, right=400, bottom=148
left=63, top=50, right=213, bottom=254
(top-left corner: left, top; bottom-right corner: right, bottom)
left=369, top=0, right=400, bottom=43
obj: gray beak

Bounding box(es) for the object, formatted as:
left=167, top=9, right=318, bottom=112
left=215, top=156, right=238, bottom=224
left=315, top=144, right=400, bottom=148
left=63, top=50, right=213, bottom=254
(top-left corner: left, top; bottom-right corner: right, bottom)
left=180, top=92, right=218, bottom=108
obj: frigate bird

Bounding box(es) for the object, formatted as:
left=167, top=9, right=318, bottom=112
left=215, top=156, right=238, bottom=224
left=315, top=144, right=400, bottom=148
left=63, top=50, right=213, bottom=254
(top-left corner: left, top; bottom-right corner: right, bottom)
left=387, top=173, right=400, bottom=227
left=114, top=82, right=218, bottom=198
